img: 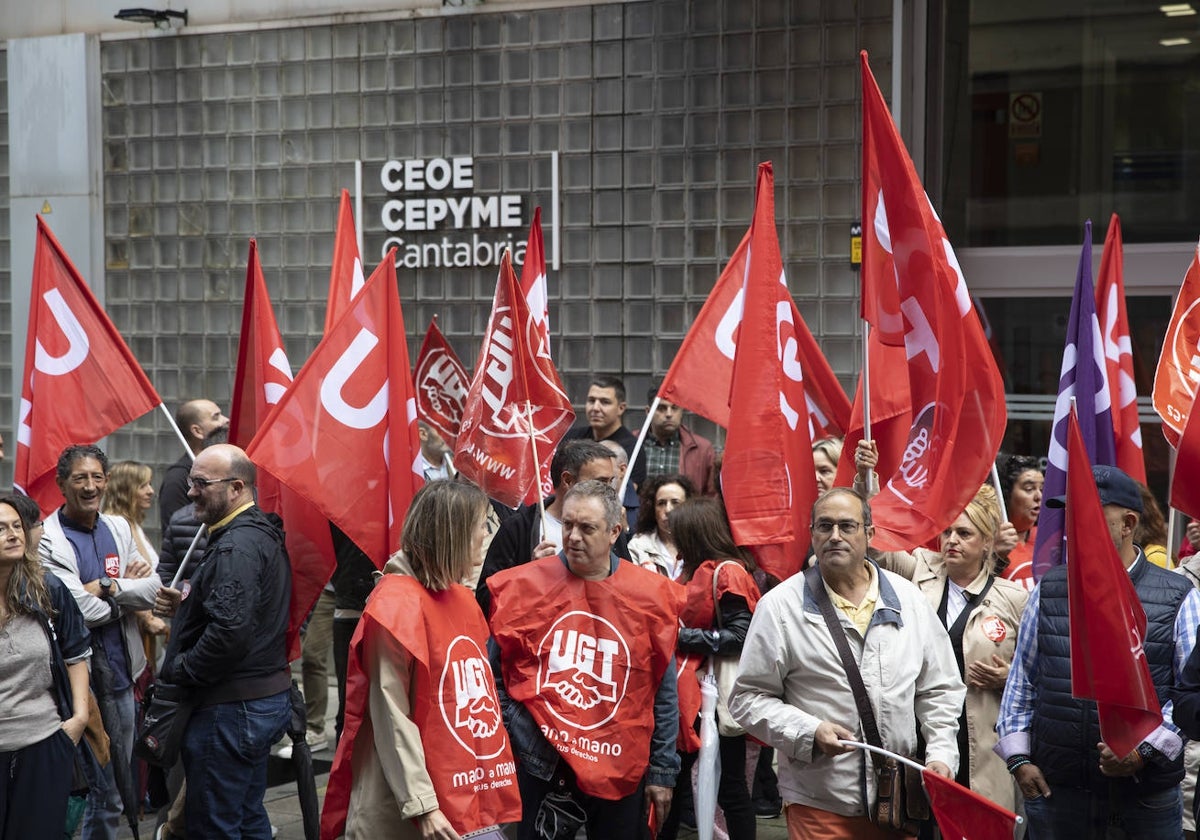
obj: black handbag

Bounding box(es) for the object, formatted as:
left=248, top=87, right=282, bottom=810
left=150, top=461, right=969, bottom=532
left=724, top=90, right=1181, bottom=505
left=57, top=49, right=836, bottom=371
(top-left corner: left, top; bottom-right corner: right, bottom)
left=134, top=682, right=196, bottom=768
left=804, top=566, right=930, bottom=835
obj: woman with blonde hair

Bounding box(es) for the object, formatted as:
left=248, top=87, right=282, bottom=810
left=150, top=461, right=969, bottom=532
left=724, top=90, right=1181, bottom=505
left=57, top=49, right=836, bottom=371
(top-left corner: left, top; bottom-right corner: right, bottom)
left=878, top=485, right=1028, bottom=810
left=321, top=481, right=521, bottom=839
left=0, top=494, right=92, bottom=837
left=102, top=461, right=166, bottom=642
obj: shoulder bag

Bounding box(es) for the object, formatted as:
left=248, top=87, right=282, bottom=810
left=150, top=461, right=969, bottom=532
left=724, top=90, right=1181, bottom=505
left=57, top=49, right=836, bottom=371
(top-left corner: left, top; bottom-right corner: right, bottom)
left=803, top=565, right=930, bottom=835
left=134, top=682, right=197, bottom=768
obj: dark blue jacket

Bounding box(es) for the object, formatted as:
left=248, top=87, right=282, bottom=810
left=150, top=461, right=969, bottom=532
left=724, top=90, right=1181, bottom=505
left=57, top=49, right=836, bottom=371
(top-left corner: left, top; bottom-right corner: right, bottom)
left=1032, top=556, right=1190, bottom=793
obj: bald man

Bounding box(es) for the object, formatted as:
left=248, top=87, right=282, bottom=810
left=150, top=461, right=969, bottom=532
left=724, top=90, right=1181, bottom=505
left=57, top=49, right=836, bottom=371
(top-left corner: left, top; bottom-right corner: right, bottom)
left=155, top=444, right=291, bottom=838
left=158, top=399, right=230, bottom=533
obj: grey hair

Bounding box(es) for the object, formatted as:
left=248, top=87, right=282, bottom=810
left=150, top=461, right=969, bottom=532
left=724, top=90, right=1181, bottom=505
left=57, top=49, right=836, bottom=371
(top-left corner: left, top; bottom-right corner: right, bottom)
left=811, top=486, right=872, bottom=528
left=564, top=479, right=623, bottom=529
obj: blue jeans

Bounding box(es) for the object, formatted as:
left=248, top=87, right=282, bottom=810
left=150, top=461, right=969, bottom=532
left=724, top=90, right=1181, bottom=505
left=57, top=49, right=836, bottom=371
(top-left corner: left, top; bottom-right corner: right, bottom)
left=1024, top=783, right=1183, bottom=839
left=183, top=691, right=291, bottom=839
left=82, top=686, right=135, bottom=840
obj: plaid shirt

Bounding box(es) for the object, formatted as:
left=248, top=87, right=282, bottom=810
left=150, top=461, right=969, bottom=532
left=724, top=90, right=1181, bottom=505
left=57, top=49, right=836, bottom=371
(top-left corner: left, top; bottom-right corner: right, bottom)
left=644, top=433, right=682, bottom=477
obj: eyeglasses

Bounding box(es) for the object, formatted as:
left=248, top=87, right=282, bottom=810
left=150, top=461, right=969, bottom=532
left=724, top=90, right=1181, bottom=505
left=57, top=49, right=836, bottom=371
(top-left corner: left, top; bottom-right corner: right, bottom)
left=812, top=519, right=864, bottom=536
left=186, top=476, right=237, bottom=490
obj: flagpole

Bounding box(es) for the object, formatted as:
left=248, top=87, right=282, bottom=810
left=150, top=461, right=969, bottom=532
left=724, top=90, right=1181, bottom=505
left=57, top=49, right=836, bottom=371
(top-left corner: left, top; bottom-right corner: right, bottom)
left=526, top=400, right=548, bottom=530
left=169, top=524, right=208, bottom=589
left=1167, top=443, right=1179, bottom=561
left=991, top=463, right=1009, bottom=522
left=859, top=322, right=878, bottom=495
left=620, top=397, right=658, bottom=502
left=837, top=740, right=926, bottom=773
left=160, top=403, right=196, bottom=462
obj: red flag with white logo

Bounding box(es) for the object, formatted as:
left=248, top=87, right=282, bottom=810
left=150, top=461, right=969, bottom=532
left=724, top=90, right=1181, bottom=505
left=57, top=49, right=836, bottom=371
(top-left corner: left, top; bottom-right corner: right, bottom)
left=1171, top=392, right=1200, bottom=519
left=1096, top=214, right=1147, bottom=484
left=859, top=51, right=1007, bottom=551
left=246, top=250, right=423, bottom=565
left=922, top=769, right=1019, bottom=840
left=721, top=162, right=818, bottom=580
left=658, top=232, right=850, bottom=440
left=16, top=216, right=162, bottom=515
left=230, top=239, right=335, bottom=660
left=833, top=332, right=912, bottom=489
left=414, top=316, right=470, bottom=451
left=1153, top=239, right=1200, bottom=448
left=454, top=251, right=575, bottom=509
left=324, top=188, right=366, bottom=336
left=518, top=208, right=558, bottom=501
left=1064, top=406, right=1161, bottom=756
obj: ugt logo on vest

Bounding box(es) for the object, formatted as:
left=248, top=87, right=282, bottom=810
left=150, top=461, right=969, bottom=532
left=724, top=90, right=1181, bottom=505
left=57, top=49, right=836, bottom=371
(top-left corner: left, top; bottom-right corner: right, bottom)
left=537, top=611, right=631, bottom=731
left=438, top=636, right=506, bottom=760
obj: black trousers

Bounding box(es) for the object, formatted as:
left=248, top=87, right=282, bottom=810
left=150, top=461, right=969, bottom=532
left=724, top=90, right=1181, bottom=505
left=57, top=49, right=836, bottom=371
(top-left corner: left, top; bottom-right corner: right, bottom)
left=516, top=764, right=649, bottom=840
left=0, top=727, right=76, bottom=839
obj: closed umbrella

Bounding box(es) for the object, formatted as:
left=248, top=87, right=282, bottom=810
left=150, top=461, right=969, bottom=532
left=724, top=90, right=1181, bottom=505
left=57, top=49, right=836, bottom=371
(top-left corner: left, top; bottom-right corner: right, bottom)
left=695, top=669, right=721, bottom=840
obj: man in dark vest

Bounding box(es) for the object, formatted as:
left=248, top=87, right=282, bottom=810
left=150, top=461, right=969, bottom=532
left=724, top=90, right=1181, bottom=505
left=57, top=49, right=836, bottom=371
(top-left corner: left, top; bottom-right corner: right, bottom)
left=996, top=465, right=1200, bottom=838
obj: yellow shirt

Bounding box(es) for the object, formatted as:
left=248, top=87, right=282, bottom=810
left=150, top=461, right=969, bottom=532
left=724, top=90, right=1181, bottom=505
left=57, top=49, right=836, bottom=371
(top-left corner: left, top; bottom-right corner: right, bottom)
left=826, top=562, right=879, bottom=636
left=210, top=502, right=254, bottom=534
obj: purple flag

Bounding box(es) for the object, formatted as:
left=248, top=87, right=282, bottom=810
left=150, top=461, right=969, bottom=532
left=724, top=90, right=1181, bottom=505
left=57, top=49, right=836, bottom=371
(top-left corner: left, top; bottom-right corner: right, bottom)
left=1032, top=220, right=1118, bottom=579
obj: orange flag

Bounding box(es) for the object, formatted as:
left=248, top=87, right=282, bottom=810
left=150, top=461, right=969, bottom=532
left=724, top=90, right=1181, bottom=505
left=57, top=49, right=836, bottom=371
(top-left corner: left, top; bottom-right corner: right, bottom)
left=230, top=240, right=336, bottom=660
left=247, top=251, right=423, bottom=565
left=1153, top=239, right=1200, bottom=447
left=1095, top=214, right=1146, bottom=484
left=17, top=216, right=161, bottom=514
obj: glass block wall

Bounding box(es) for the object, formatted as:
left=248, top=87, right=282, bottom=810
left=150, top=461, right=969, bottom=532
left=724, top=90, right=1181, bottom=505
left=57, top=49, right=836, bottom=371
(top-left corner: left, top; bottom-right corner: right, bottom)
left=98, top=0, right=893, bottom=527
left=0, top=51, right=11, bottom=491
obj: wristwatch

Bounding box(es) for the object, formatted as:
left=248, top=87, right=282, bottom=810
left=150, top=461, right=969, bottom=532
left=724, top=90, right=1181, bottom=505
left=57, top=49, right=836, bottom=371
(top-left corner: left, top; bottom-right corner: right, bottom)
left=98, top=576, right=113, bottom=593
left=1136, top=742, right=1157, bottom=765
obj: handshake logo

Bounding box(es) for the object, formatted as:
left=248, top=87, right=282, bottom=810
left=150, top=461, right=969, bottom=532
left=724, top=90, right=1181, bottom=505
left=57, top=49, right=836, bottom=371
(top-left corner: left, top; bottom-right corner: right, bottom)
left=537, top=611, right=631, bottom=730
left=440, top=636, right=507, bottom=760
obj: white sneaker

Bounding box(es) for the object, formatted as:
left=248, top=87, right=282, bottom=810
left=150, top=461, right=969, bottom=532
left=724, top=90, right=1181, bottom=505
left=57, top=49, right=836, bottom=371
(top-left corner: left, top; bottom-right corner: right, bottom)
left=276, top=734, right=328, bottom=759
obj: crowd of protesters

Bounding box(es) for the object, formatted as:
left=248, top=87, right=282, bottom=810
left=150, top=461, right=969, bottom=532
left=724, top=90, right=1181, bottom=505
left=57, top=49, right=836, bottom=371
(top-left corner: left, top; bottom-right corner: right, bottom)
left=12, top=378, right=1200, bottom=840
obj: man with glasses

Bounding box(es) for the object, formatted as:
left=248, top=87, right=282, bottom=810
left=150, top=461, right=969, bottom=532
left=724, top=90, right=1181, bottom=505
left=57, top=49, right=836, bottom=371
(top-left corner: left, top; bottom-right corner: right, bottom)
left=728, top=487, right=964, bottom=838
left=152, top=443, right=292, bottom=838
left=41, top=444, right=160, bottom=840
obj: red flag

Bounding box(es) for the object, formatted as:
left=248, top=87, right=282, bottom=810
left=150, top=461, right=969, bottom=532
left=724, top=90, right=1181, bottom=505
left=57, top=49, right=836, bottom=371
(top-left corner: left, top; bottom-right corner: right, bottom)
left=658, top=231, right=850, bottom=439
left=859, top=52, right=1007, bottom=551
left=324, top=189, right=366, bottom=336
left=1064, top=406, right=1161, bottom=756
left=1153, top=239, right=1200, bottom=447
left=247, top=251, right=423, bottom=565
left=230, top=240, right=336, bottom=660
left=722, top=162, right=817, bottom=580
left=454, top=251, right=575, bottom=508
left=922, top=769, right=1019, bottom=840
left=517, top=208, right=558, bottom=501
left=833, top=333, right=912, bottom=489
left=1171, top=392, right=1200, bottom=519
left=1096, top=214, right=1146, bottom=484
left=16, top=216, right=161, bottom=514
left=413, top=316, right=470, bottom=450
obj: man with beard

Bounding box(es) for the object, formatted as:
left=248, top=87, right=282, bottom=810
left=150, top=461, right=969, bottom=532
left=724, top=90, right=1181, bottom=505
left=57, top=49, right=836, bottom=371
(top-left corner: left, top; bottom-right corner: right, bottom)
left=153, top=444, right=292, bottom=838
left=41, top=444, right=160, bottom=840
left=158, top=399, right=230, bottom=533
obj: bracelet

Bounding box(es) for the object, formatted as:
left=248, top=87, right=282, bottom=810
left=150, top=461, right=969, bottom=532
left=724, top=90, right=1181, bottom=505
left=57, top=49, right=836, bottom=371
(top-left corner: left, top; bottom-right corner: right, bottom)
left=1006, top=754, right=1032, bottom=775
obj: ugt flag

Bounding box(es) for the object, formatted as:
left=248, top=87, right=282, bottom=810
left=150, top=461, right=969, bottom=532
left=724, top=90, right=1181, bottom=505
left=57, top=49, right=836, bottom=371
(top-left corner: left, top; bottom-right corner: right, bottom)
left=1032, top=221, right=1116, bottom=580
left=17, top=216, right=161, bottom=514
left=413, top=316, right=470, bottom=451
left=324, top=188, right=366, bottom=335
left=1153, top=238, right=1200, bottom=447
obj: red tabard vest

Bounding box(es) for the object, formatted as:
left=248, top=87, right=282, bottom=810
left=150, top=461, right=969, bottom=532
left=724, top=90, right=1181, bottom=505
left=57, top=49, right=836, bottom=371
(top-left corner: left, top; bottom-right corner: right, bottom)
left=487, top=556, right=682, bottom=800
left=675, top=560, right=761, bottom=752
left=320, top=575, right=521, bottom=839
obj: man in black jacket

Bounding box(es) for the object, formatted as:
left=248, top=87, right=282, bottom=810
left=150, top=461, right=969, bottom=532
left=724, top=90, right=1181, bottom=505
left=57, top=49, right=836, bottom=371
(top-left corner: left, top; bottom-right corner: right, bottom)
left=154, top=443, right=291, bottom=839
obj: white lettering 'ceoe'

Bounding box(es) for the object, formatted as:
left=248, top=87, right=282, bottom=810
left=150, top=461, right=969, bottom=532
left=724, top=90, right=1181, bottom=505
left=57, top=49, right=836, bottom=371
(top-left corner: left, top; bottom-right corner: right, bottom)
left=319, top=329, right=388, bottom=430
left=35, top=288, right=90, bottom=376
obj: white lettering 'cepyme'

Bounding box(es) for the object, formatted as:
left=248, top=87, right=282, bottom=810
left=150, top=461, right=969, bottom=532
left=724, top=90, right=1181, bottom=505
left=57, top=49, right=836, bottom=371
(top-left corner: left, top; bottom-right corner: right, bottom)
left=320, top=329, right=388, bottom=430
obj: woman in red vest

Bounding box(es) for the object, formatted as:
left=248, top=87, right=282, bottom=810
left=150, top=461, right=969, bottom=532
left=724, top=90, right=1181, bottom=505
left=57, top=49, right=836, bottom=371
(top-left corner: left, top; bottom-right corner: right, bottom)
left=320, top=481, right=521, bottom=840
left=659, top=497, right=761, bottom=840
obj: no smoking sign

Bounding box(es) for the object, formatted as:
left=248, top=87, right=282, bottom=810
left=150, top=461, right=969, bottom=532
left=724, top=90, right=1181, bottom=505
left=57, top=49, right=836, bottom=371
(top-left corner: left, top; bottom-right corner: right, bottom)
left=1008, top=91, right=1042, bottom=139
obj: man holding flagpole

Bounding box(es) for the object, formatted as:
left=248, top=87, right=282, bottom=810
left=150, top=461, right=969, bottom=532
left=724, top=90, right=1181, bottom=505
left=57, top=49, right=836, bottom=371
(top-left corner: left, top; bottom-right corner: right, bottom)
left=996, top=464, right=1200, bottom=837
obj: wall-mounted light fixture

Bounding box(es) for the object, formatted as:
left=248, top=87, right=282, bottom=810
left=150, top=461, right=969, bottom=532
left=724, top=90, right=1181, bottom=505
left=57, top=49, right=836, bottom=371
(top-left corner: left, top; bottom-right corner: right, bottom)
left=114, top=8, right=188, bottom=28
